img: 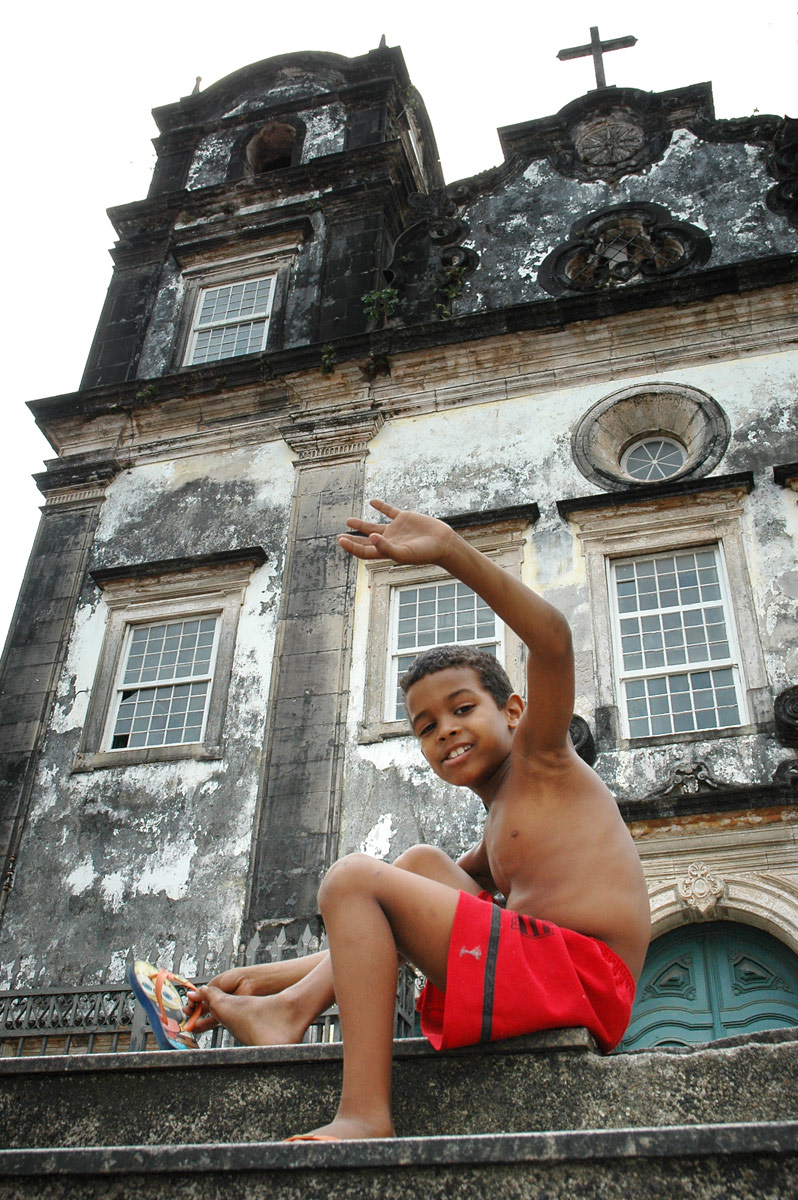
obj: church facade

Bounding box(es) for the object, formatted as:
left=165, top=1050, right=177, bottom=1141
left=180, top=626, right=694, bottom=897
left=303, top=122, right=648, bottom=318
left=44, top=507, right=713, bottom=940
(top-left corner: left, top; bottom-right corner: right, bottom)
left=1, top=42, right=797, bottom=1047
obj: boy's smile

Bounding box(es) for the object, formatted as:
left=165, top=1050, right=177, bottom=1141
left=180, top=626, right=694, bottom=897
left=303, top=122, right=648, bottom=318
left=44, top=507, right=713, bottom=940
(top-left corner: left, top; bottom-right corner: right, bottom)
left=405, top=666, right=523, bottom=794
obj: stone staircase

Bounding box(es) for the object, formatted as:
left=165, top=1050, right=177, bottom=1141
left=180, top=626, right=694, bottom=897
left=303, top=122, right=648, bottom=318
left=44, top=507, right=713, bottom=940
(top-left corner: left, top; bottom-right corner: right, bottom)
left=1, top=1025, right=796, bottom=1197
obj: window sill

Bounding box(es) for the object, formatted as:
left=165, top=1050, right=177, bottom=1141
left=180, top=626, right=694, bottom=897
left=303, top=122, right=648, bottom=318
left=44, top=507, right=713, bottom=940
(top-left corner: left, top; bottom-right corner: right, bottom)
left=358, top=721, right=413, bottom=744
left=72, top=744, right=224, bottom=772
left=617, top=723, right=761, bottom=752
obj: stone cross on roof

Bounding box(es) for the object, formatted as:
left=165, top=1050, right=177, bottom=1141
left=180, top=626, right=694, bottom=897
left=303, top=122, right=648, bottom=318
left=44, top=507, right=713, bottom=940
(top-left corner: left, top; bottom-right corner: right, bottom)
left=557, top=25, right=637, bottom=90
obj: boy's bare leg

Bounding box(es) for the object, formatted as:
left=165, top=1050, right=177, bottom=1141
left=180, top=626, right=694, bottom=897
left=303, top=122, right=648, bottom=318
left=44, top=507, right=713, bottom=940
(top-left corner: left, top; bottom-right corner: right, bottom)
left=190, top=847, right=481, bottom=1043
left=201, top=949, right=330, bottom=998
left=288, top=853, right=463, bottom=1141
left=190, top=954, right=336, bottom=1045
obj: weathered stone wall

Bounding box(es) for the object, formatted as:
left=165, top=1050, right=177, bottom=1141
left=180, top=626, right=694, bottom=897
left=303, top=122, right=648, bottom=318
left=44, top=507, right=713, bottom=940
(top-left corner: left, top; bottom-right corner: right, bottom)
left=0, top=441, right=295, bottom=988
left=449, top=134, right=793, bottom=318
left=337, top=331, right=798, bottom=862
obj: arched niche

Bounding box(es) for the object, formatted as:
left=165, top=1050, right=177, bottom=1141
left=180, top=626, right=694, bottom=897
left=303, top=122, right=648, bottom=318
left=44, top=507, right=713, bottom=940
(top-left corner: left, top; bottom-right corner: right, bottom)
left=244, top=119, right=304, bottom=174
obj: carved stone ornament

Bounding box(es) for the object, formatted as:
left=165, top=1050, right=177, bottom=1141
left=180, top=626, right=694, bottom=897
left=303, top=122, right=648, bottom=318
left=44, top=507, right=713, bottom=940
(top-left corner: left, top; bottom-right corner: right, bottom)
left=544, top=91, right=673, bottom=184
left=766, top=117, right=798, bottom=230
left=774, top=685, right=798, bottom=748
left=773, top=758, right=798, bottom=789
left=538, top=203, right=711, bottom=298
left=677, top=861, right=725, bottom=914
left=279, top=410, right=384, bottom=463
left=569, top=715, right=597, bottom=766
left=384, top=188, right=479, bottom=323
left=573, top=113, right=645, bottom=168
left=647, top=760, right=725, bottom=799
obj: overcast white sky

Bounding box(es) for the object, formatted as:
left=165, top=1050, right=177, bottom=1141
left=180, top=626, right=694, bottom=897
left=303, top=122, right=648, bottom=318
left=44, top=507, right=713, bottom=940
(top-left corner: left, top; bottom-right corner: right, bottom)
left=1, top=0, right=795, bottom=650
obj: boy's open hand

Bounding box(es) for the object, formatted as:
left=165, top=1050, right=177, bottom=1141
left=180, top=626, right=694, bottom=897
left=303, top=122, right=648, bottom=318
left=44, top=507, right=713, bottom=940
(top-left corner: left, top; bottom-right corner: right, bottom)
left=338, top=499, right=455, bottom=566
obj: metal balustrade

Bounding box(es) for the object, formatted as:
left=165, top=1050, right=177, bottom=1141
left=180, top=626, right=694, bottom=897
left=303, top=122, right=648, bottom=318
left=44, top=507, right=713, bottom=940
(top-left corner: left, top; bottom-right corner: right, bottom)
left=0, top=967, right=418, bottom=1057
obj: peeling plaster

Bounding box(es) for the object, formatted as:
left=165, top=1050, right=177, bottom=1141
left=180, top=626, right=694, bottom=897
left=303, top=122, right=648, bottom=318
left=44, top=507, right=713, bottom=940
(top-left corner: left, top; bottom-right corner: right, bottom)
left=66, top=858, right=97, bottom=895
left=136, top=840, right=196, bottom=900
left=360, top=813, right=396, bottom=860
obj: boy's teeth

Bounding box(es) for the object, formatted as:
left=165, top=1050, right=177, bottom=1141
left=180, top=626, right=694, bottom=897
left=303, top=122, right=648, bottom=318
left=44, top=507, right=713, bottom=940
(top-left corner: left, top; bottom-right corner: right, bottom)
left=448, top=745, right=471, bottom=760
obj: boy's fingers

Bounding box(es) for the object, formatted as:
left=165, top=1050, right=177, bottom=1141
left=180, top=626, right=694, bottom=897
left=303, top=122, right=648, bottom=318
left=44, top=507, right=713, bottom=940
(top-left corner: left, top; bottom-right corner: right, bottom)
left=190, top=1014, right=219, bottom=1033
left=369, top=498, right=401, bottom=519
left=338, top=534, right=380, bottom=558
left=344, top=518, right=385, bottom=534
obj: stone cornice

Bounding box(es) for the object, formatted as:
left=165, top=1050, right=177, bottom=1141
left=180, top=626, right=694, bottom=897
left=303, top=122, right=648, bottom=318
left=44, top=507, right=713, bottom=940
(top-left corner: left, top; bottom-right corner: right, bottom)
left=774, top=461, right=798, bottom=489
left=90, top=547, right=267, bottom=589
left=619, top=782, right=797, bottom=823
left=556, top=472, right=755, bottom=520
left=278, top=408, right=384, bottom=462
left=27, top=280, right=796, bottom=467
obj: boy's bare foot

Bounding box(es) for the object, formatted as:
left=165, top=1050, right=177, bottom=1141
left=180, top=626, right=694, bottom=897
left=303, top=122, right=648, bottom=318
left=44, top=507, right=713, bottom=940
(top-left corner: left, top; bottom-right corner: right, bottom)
left=191, top=986, right=307, bottom=1046
left=285, top=1115, right=394, bottom=1141
left=205, top=963, right=291, bottom=997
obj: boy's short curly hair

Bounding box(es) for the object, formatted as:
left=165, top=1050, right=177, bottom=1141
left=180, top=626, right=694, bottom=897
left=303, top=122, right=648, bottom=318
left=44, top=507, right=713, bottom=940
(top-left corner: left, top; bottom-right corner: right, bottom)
left=399, top=644, right=514, bottom=711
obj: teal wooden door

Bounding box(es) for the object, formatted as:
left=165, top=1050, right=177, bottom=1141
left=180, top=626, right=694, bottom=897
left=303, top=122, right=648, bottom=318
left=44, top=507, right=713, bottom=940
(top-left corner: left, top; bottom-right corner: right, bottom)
left=621, top=922, right=798, bottom=1050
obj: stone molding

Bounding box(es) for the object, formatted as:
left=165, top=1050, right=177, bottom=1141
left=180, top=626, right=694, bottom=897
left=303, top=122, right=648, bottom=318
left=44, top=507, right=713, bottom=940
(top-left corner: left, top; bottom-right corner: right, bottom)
left=279, top=409, right=384, bottom=462
left=648, top=872, right=798, bottom=957
left=29, top=281, right=796, bottom=466
left=569, top=382, right=731, bottom=493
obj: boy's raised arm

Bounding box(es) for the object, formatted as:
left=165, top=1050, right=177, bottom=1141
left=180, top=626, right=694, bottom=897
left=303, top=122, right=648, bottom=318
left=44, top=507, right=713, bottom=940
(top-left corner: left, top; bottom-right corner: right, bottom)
left=339, top=500, right=575, bottom=761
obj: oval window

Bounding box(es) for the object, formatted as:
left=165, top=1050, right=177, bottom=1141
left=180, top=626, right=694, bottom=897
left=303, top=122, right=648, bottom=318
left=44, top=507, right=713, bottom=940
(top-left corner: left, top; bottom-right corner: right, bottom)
left=621, top=436, right=686, bottom=482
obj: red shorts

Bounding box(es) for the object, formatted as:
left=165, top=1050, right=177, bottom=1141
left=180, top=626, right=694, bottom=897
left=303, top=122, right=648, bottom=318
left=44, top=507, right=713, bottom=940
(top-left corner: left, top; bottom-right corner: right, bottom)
left=417, top=890, right=635, bottom=1053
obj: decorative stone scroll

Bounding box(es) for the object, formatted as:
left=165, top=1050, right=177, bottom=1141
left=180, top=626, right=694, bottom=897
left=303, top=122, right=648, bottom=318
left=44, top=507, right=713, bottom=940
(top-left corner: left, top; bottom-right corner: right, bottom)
left=766, top=117, right=798, bottom=230
left=774, top=685, right=798, bottom=748
left=647, top=760, right=726, bottom=799
left=773, top=758, right=798, bottom=789
left=569, top=715, right=597, bottom=765
left=677, top=862, right=725, bottom=914
left=384, top=188, right=479, bottom=323
left=538, top=202, right=711, bottom=297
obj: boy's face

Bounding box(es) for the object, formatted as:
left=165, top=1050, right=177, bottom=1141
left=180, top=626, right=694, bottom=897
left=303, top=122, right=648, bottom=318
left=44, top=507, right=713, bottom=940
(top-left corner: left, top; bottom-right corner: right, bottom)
left=405, top=666, right=523, bottom=788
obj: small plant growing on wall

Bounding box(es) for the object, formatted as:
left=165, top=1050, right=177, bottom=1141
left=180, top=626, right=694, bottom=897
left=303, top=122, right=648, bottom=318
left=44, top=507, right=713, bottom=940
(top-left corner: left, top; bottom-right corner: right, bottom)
left=320, top=343, right=337, bottom=376
left=360, top=352, right=391, bottom=380
left=361, top=287, right=401, bottom=328
left=435, top=263, right=468, bottom=319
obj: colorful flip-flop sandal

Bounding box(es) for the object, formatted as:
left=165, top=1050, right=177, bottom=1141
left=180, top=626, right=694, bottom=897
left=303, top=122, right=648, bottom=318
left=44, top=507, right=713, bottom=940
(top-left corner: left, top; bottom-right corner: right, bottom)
left=128, top=959, right=202, bottom=1050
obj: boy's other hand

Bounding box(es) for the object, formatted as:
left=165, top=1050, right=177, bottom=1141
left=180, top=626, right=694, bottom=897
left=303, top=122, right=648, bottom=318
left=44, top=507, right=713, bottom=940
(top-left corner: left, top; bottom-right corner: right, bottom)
left=338, top=499, right=455, bottom=566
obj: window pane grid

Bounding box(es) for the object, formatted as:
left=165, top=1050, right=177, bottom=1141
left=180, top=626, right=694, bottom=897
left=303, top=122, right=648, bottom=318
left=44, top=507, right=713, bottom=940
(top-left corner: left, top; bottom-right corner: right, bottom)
left=611, top=548, right=744, bottom=738
left=189, top=277, right=273, bottom=365
left=624, top=669, right=741, bottom=737
left=109, top=616, right=219, bottom=750
left=390, top=581, right=499, bottom=720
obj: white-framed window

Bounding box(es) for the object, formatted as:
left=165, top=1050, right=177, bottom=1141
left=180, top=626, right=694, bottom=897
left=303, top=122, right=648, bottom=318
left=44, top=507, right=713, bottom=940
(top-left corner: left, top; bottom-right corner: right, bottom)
left=567, top=482, right=771, bottom=748
left=356, top=515, right=532, bottom=742
left=75, top=550, right=265, bottom=771
left=169, top=229, right=307, bottom=373
left=186, top=275, right=275, bottom=366
left=106, top=615, right=221, bottom=750
left=387, top=580, right=503, bottom=722
left=608, top=545, right=746, bottom=738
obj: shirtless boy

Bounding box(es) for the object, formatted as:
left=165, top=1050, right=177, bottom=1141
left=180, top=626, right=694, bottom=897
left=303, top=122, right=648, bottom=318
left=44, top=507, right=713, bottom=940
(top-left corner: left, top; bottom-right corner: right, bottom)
left=188, top=500, right=651, bottom=1141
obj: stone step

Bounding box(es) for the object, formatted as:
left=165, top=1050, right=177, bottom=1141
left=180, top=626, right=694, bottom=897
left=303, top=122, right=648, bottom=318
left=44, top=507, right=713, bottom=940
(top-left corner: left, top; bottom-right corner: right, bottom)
left=2, top=1026, right=797, bottom=1149
left=1, top=1122, right=796, bottom=1199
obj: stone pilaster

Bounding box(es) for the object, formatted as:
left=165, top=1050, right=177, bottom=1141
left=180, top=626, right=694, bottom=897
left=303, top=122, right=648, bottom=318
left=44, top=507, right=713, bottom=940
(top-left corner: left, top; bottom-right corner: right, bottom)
left=242, top=409, right=383, bottom=959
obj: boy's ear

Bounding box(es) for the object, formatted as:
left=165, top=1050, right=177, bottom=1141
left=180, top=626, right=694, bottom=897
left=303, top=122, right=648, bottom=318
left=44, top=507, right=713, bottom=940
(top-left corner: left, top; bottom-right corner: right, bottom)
left=504, top=693, right=525, bottom=728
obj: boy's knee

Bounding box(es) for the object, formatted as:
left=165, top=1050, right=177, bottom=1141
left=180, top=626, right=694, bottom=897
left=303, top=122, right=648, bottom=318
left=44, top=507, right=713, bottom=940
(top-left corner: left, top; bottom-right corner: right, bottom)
left=317, top=852, right=380, bottom=908
left=394, top=844, right=452, bottom=876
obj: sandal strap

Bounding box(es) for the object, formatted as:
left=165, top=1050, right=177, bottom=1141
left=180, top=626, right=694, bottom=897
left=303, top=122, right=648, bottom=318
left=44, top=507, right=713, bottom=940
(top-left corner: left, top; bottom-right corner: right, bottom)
left=152, top=967, right=201, bottom=1035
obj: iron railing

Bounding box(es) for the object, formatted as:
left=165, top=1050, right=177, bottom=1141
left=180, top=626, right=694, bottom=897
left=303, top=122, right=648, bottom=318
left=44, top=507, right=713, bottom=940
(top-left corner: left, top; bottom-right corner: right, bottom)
left=0, top=967, right=418, bottom=1057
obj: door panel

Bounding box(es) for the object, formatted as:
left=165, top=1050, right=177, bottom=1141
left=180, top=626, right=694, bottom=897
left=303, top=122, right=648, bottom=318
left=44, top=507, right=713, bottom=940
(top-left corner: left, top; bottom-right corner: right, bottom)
left=621, top=922, right=798, bottom=1050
